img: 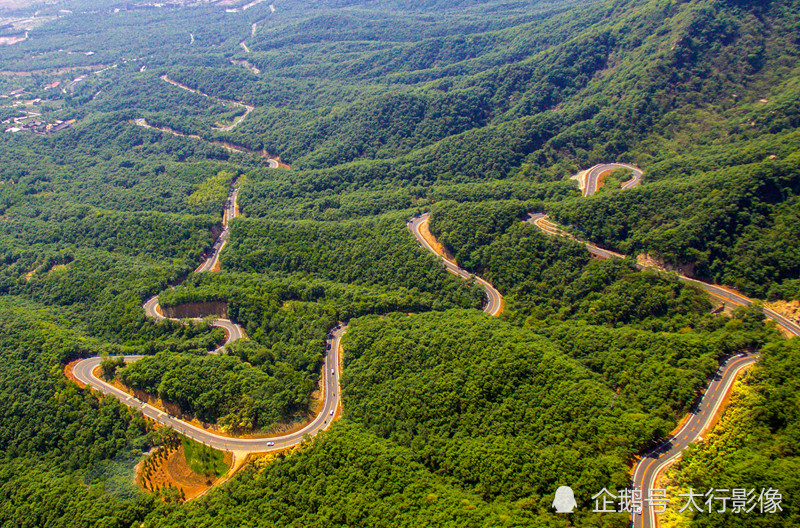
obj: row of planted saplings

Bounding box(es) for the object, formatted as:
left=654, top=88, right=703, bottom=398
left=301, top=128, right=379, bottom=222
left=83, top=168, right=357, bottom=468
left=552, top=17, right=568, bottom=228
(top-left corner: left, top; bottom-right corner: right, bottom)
left=139, top=433, right=185, bottom=501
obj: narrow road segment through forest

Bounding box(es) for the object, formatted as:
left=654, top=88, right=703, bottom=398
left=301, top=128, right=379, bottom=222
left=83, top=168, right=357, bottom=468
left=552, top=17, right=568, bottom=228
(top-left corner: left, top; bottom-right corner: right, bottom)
left=530, top=164, right=798, bottom=527
left=73, top=183, right=344, bottom=452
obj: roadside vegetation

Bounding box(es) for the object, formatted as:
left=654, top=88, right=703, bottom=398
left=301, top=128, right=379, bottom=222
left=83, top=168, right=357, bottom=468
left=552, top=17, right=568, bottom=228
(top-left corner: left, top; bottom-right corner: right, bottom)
left=0, top=0, right=798, bottom=526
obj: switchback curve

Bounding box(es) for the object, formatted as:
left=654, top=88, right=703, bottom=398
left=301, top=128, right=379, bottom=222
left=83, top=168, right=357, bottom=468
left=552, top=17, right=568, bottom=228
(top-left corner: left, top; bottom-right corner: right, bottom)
left=72, top=182, right=344, bottom=454
left=530, top=164, right=798, bottom=528
left=574, top=162, right=644, bottom=197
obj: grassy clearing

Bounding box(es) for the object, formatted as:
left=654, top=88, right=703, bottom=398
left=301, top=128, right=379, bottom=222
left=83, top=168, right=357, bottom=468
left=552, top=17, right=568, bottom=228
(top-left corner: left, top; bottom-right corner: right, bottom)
left=181, top=437, right=229, bottom=477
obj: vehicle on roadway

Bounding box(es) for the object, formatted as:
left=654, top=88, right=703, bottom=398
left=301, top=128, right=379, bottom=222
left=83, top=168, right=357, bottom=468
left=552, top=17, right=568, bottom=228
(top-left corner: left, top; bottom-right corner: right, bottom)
left=266, top=441, right=274, bottom=446
left=330, top=410, right=334, bottom=416
left=331, top=368, right=335, bottom=375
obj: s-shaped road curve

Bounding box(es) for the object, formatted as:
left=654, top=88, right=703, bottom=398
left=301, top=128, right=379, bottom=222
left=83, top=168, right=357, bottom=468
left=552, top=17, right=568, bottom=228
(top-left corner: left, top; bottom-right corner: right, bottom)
left=528, top=165, right=798, bottom=527
left=408, top=212, right=503, bottom=316
left=73, top=183, right=344, bottom=453
left=74, top=199, right=504, bottom=454
left=631, top=354, right=759, bottom=528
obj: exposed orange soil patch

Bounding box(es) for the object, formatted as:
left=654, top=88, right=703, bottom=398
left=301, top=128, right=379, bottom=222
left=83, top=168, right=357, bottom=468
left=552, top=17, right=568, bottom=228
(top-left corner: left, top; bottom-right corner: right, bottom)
left=594, top=169, right=614, bottom=192
left=63, top=359, right=83, bottom=386
left=191, top=450, right=254, bottom=500
left=93, top=366, right=184, bottom=417
left=210, top=258, right=222, bottom=272
left=419, top=217, right=456, bottom=263
left=136, top=443, right=233, bottom=501
left=24, top=270, right=34, bottom=282
left=597, top=168, right=637, bottom=192
left=765, top=300, right=800, bottom=326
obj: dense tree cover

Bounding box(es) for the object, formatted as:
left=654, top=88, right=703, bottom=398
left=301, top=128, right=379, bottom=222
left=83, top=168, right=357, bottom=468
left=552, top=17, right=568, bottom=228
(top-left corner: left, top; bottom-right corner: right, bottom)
left=121, top=212, right=487, bottom=430
left=0, top=303, right=148, bottom=468
left=146, top=422, right=574, bottom=528
left=119, top=352, right=312, bottom=431
left=221, top=214, right=484, bottom=308
left=429, top=200, right=713, bottom=325
left=185, top=170, right=236, bottom=210
left=238, top=172, right=577, bottom=221
left=664, top=337, right=800, bottom=527
left=0, top=123, right=257, bottom=216
left=0, top=0, right=799, bottom=525
left=160, top=270, right=480, bottom=366
left=339, top=310, right=763, bottom=512
left=0, top=302, right=160, bottom=526
left=540, top=306, right=777, bottom=422
left=550, top=150, right=800, bottom=298
left=4, top=207, right=216, bottom=261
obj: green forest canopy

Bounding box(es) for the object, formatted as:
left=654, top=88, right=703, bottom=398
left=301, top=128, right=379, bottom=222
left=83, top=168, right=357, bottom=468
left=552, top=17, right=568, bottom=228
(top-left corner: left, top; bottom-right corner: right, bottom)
left=0, top=0, right=798, bottom=526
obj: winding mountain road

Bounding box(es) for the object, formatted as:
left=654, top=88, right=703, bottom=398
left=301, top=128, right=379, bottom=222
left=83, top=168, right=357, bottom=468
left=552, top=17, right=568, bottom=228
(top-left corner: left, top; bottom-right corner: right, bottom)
left=73, top=200, right=499, bottom=458
left=72, top=326, right=344, bottom=452
left=530, top=164, right=798, bottom=527
left=632, top=354, right=758, bottom=528
left=408, top=212, right=503, bottom=316
left=525, top=212, right=800, bottom=337
left=578, top=162, right=644, bottom=197
left=160, top=75, right=255, bottom=133
left=70, top=158, right=796, bottom=515
left=73, top=183, right=344, bottom=453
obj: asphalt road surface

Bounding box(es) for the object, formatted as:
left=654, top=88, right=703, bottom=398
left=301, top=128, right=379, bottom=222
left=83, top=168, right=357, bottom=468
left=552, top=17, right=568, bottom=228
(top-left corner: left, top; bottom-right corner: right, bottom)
left=72, top=324, right=345, bottom=452
left=526, top=213, right=800, bottom=337
left=631, top=354, right=759, bottom=528
left=528, top=200, right=798, bottom=527
left=196, top=186, right=239, bottom=273
left=74, top=181, right=345, bottom=453
left=408, top=212, right=503, bottom=316
left=581, top=163, right=644, bottom=197
left=71, top=164, right=798, bottom=503
left=525, top=213, right=626, bottom=259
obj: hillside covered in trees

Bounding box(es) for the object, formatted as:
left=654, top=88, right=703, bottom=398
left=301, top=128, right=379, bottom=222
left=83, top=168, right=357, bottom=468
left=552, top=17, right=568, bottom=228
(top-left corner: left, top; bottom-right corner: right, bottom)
left=1, top=0, right=799, bottom=526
